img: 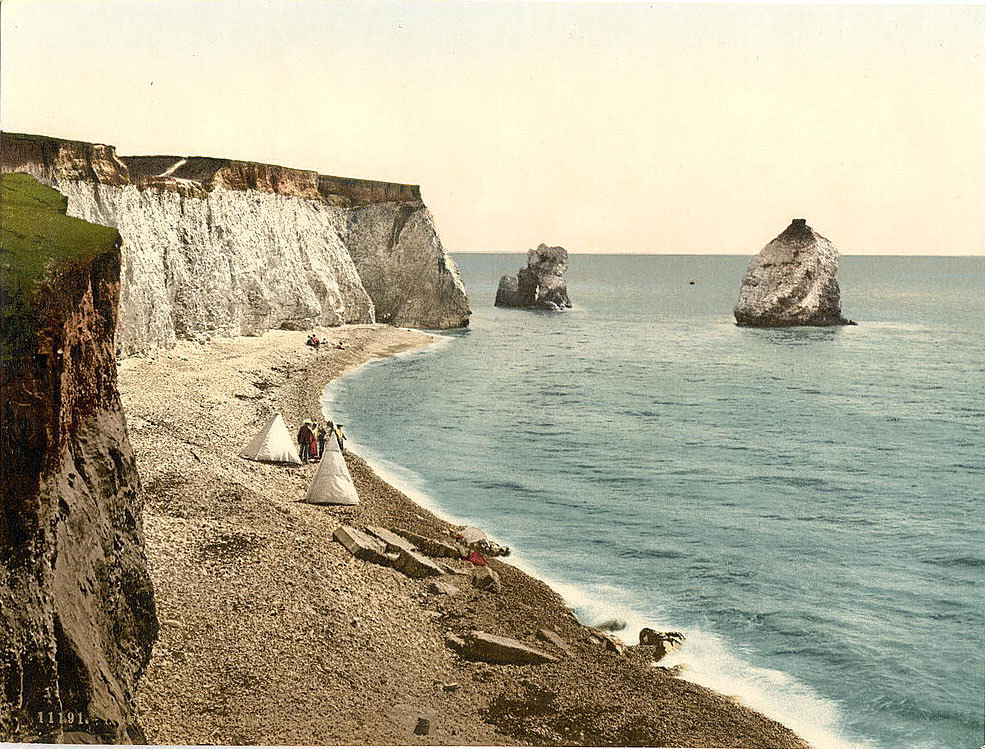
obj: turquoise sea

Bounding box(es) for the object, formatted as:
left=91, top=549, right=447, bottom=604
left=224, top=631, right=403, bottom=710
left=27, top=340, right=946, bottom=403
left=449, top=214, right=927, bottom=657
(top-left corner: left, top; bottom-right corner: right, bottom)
left=323, top=254, right=985, bottom=749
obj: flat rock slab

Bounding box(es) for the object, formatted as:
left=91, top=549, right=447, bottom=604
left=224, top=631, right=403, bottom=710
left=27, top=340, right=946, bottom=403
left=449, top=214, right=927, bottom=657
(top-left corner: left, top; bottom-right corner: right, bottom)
left=537, top=628, right=571, bottom=655
left=365, top=525, right=417, bottom=555
left=437, top=559, right=471, bottom=576
left=392, top=548, right=444, bottom=578
left=589, top=628, right=627, bottom=654
left=333, top=525, right=389, bottom=566
left=463, top=631, right=557, bottom=665
left=428, top=580, right=460, bottom=596
left=396, top=528, right=460, bottom=558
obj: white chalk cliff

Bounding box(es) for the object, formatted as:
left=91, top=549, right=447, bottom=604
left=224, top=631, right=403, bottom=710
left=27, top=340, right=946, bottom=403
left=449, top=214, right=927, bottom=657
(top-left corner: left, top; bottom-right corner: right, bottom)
left=345, top=201, right=469, bottom=329
left=1, top=133, right=470, bottom=354
left=734, top=219, right=854, bottom=327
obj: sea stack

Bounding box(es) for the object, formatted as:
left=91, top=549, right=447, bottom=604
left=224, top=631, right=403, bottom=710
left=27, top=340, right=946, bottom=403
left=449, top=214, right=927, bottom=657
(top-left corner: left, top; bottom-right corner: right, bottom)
left=0, top=174, right=158, bottom=741
left=734, top=219, right=855, bottom=327
left=495, top=243, right=573, bottom=311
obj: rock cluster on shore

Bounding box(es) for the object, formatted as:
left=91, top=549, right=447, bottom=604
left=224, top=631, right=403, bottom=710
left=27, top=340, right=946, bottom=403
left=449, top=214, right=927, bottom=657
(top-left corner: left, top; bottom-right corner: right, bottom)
left=734, top=218, right=855, bottom=327
left=495, top=243, right=573, bottom=311
left=333, top=520, right=692, bottom=670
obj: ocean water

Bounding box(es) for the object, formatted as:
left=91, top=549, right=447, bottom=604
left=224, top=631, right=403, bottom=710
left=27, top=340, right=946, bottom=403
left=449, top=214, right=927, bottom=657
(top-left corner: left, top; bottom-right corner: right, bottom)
left=323, top=254, right=985, bottom=749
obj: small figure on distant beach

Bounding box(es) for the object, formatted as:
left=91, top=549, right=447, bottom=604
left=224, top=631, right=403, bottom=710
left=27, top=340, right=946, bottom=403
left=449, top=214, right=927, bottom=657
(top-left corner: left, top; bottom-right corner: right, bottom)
left=297, top=420, right=313, bottom=461
left=334, top=423, right=346, bottom=452
left=308, top=418, right=320, bottom=460
left=333, top=340, right=346, bottom=350
left=317, top=423, right=327, bottom=456
left=306, top=333, right=321, bottom=350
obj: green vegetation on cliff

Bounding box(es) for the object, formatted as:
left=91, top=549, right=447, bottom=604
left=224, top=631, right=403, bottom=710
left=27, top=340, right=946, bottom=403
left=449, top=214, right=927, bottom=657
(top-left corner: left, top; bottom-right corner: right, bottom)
left=1, top=172, right=120, bottom=356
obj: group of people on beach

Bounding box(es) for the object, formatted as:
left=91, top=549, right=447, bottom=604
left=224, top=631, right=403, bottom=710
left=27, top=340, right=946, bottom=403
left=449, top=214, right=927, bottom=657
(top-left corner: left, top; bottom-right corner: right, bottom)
left=296, top=419, right=346, bottom=461
left=306, top=334, right=346, bottom=351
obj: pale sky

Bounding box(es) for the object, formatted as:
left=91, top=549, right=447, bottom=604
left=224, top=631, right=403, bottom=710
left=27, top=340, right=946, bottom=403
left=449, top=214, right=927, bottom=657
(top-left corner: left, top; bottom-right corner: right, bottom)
left=2, top=1, right=983, bottom=254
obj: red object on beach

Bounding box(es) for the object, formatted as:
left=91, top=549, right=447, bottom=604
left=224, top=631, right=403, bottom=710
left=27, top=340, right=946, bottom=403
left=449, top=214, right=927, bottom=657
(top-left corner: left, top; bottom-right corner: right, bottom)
left=463, top=551, right=487, bottom=567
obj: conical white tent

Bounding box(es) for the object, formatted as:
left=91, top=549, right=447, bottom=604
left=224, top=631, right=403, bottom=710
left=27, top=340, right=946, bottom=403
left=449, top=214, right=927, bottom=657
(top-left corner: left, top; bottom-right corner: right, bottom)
left=239, top=413, right=302, bottom=465
left=304, top=437, right=359, bottom=505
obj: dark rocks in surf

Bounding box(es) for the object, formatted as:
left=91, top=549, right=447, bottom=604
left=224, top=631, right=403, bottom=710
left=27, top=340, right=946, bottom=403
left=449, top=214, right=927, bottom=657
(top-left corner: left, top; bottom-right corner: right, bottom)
left=734, top=219, right=855, bottom=327
left=638, top=629, right=686, bottom=660
left=495, top=243, right=573, bottom=311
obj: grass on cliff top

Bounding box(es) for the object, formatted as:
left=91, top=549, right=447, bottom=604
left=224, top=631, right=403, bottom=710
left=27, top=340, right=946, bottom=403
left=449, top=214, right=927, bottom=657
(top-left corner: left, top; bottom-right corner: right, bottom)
left=1, top=172, right=120, bottom=356
left=1, top=172, right=119, bottom=294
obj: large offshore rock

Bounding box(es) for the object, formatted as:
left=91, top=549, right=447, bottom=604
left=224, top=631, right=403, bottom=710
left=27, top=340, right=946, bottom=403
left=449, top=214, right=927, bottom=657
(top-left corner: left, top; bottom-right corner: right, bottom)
left=495, top=243, right=572, bottom=311
left=0, top=174, right=158, bottom=741
left=734, top=219, right=855, bottom=327
left=0, top=132, right=471, bottom=354
left=344, top=201, right=471, bottom=329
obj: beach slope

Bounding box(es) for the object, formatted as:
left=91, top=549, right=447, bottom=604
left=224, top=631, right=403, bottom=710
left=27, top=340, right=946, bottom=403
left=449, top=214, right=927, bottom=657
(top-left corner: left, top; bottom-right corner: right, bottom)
left=121, top=325, right=808, bottom=747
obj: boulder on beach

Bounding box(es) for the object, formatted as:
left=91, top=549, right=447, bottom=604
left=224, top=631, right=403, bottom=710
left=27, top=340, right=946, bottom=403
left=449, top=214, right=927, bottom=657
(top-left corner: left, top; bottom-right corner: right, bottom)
left=495, top=243, right=573, bottom=311
left=460, top=631, right=558, bottom=665
left=472, top=566, right=502, bottom=593
left=392, top=548, right=445, bottom=578
left=733, top=219, right=855, bottom=327
left=454, top=526, right=510, bottom=557
left=333, top=526, right=390, bottom=566
left=536, top=628, right=572, bottom=655
left=639, top=629, right=686, bottom=660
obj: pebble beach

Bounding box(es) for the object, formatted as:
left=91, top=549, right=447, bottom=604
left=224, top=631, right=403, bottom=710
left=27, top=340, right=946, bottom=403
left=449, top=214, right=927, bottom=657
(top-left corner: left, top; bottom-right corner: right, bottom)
left=118, top=323, right=808, bottom=747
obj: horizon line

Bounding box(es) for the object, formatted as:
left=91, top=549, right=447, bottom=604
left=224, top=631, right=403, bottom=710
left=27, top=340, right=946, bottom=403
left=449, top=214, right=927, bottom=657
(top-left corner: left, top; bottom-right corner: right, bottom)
left=450, top=250, right=985, bottom=258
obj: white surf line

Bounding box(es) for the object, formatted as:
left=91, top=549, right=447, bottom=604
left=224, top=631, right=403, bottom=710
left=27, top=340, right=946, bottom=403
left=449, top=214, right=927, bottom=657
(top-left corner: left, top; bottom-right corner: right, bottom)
left=158, top=158, right=187, bottom=178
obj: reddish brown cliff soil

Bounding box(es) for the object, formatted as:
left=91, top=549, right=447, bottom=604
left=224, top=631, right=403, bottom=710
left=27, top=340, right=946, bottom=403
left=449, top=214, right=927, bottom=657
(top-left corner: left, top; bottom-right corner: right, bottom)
left=0, top=174, right=157, bottom=742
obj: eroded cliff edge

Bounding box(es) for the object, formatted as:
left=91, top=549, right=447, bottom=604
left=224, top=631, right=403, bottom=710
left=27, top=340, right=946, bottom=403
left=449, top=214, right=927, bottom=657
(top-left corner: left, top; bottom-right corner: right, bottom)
left=0, top=173, right=158, bottom=741
left=1, top=132, right=470, bottom=354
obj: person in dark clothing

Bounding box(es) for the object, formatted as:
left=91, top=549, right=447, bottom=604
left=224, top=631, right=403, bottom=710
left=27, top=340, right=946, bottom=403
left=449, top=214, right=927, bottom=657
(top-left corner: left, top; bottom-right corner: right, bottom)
left=334, top=423, right=346, bottom=452
left=316, top=423, right=327, bottom=457
left=297, top=421, right=313, bottom=461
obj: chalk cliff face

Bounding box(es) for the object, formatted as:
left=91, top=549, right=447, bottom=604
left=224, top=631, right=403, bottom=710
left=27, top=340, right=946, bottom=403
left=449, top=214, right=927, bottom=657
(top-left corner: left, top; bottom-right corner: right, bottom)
left=1, top=174, right=158, bottom=742
left=1, top=132, right=469, bottom=353
left=734, top=219, right=855, bottom=327
left=495, top=243, right=572, bottom=311
left=346, top=201, right=470, bottom=328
